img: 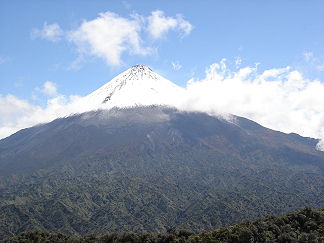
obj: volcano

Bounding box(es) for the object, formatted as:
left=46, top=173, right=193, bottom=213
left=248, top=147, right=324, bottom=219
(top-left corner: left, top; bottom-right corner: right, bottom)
left=0, top=66, right=323, bottom=239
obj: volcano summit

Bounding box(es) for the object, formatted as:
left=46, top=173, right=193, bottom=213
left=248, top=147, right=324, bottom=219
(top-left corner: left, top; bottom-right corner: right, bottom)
left=78, top=65, right=184, bottom=111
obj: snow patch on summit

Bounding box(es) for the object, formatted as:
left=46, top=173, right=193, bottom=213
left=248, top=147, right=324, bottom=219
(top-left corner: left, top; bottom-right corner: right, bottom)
left=78, top=65, right=184, bottom=111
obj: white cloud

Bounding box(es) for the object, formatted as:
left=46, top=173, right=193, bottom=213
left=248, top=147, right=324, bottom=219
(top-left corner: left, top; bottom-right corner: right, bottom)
left=147, top=10, right=192, bottom=39
left=171, top=61, right=182, bottom=70
left=68, top=12, right=151, bottom=66
left=39, top=81, right=58, bottom=97
left=31, top=22, right=63, bottom=42
left=180, top=60, right=324, bottom=150
left=0, top=92, right=84, bottom=140
left=33, top=11, right=192, bottom=67
left=0, top=94, right=42, bottom=139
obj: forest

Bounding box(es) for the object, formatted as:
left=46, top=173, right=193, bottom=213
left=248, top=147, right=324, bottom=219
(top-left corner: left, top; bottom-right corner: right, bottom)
left=5, top=207, right=323, bottom=242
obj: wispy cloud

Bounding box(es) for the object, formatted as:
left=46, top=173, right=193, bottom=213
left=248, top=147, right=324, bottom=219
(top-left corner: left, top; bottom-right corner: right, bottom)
left=39, top=81, right=58, bottom=97
left=31, top=22, right=63, bottom=42
left=171, top=61, right=182, bottom=71
left=0, top=57, right=7, bottom=64
left=234, top=56, right=242, bottom=68
left=303, top=51, right=324, bottom=71
left=147, top=10, right=192, bottom=39
left=122, top=1, right=132, bottom=10
left=0, top=56, right=12, bottom=64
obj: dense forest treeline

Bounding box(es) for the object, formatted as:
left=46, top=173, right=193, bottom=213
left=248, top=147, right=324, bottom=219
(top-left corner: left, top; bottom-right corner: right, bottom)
left=5, top=207, right=323, bottom=243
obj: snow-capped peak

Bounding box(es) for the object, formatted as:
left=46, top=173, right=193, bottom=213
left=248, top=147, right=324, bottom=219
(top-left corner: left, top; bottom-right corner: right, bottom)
left=79, top=65, right=184, bottom=111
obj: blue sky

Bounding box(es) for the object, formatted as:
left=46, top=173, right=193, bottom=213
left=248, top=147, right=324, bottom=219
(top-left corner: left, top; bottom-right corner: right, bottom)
left=2, top=0, right=324, bottom=100
left=1, top=0, right=324, bottom=145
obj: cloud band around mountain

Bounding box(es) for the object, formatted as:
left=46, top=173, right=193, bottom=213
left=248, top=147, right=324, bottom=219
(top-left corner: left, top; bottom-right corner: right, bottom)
left=1, top=60, right=324, bottom=150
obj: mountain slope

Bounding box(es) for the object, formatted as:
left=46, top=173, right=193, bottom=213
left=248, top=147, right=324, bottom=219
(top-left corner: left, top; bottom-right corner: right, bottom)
left=0, top=106, right=323, bottom=239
